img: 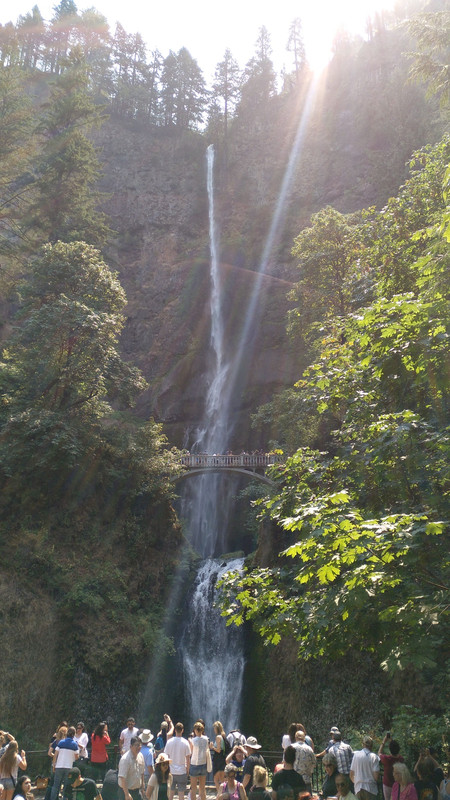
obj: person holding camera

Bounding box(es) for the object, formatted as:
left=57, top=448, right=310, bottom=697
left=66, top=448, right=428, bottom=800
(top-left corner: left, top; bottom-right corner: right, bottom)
left=378, top=733, right=404, bottom=800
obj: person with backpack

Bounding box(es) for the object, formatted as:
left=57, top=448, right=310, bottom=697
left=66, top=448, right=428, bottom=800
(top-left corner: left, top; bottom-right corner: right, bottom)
left=242, top=738, right=266, bottom=795
left=211, top=722, right=230, bottom=794
left=227, top=732, right=247, bottom=751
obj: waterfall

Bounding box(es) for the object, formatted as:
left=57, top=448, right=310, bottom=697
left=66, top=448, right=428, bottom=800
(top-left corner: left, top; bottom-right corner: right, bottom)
left=178, top=145, right=245, bottom=733
left=195, top=144, right=229, bottom=456
left=182, top=557, right=245, bottom=733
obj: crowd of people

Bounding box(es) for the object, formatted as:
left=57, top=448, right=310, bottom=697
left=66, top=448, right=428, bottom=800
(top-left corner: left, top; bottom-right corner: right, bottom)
left=0, top=718, right=447, bottom=800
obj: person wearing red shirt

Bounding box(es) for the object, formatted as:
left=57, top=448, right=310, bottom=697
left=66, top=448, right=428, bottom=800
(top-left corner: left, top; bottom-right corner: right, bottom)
left=91, top=722, right=111, bottom=781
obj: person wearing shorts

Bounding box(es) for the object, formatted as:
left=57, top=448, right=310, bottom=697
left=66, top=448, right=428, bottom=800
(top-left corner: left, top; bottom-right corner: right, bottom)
left=165, top=724, right=191, bottom=800
left=189, top=723, right=208, bottom=800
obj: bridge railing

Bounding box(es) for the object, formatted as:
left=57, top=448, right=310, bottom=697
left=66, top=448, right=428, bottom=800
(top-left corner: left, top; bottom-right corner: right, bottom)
left=179, top=453, right=282, bottom=469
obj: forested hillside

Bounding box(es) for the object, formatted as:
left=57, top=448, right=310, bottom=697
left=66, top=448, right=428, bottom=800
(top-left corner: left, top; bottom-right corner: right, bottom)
left=0, top=0, right=448, bottom=743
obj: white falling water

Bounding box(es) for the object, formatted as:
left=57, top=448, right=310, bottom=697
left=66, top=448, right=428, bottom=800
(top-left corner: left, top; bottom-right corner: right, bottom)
left=194, top=144, right=229, bottom=456
left=182, top=557, right=245, bottom=733
left=179, top=145, right=245, bottom=733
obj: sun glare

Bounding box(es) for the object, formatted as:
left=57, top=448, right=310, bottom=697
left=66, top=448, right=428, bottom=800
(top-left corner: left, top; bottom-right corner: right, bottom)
left=1, top=0, right=397, bottom=80
left=300, top=0, right=396, bottom=72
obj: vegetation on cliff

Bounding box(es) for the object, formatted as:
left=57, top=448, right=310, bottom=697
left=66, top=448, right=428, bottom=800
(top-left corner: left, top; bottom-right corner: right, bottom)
left=220, top=136, right=449, bottom=713
left=0, top=46, right=182, bottom=734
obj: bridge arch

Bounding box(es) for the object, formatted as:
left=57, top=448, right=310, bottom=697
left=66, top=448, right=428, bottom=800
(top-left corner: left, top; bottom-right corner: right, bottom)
left=172, top=466, right=275, bottom=487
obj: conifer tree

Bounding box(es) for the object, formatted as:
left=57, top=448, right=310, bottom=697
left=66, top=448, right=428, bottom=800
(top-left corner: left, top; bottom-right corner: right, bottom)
left=31, top=46, right=109, bottom=248
left=76, top=8, right=112, bottom=98
left=160, top=50, right=178, bottom=127
left=48, top=0, right=79, bottom=74
left=287, top=17, right=306, bottom=79
left=211, top=48, right=241, bottom=141
left=16, top=6, right=45, bottom=69
left=0, top=61, right=35, bottom=275
left=160, top=48, right=206, bottom=130
left=0, top=240, right=148, bottom=500
left=0, top=22, right=19, bottom=67
left=240, top=26, right=276, bottom=115
left=174, top=47, right=207, bottom=130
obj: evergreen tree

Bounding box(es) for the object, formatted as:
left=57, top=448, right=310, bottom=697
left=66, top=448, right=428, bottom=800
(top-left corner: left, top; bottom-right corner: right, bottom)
left=47, top=0, right=79, bottom=74
left=0, top=62, right=35, bottom=274
left=160, top=50, right=178, bottom=127
left=145, top=49, right=163, bottom=124
left=0, top=240, right=147, bottom=499
left=160, top=48, right=207, bottom=130
left=16, top=6, right=45, bottom=70
left=76, top=8, right=113, bottom=98
left=211, top=48, right=241, bottom=141
left=287, top=17, right=306, bottom=79
left=112, top=24, right=151, bottom=118
left=0, top=22, right=19, bottom=67
left=174, top=47, right=207, bottom=130
left=240, top=26, right=276, bottom=117
left=31, top=47, right=109, bottom=247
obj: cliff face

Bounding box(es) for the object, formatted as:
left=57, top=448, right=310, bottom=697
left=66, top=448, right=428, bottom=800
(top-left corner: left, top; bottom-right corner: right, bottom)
left=94, top=49, right=443, bottom=452
left=97, top=119, right=304, bottom=449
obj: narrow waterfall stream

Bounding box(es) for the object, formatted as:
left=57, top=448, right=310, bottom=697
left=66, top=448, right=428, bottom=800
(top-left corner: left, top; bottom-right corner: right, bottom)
left=178, top=145, right=245, bottom=733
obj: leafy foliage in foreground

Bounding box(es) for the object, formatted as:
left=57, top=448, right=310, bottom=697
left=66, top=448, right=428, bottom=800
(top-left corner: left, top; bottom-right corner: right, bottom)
left=219, top=137, right=450, bottom=679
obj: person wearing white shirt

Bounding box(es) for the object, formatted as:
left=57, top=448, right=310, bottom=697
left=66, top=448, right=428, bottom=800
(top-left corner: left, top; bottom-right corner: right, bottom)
left=164, top=723, right=191, bottom=800
left=120, top=719, right=139, bottom=755
left=350, top=737, right=380, bottom=800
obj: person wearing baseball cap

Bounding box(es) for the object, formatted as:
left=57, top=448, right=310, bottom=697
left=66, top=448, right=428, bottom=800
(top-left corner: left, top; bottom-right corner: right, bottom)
left=64, top=767, right=101, bottom=800
left=317, top=728, right=341, bottom=759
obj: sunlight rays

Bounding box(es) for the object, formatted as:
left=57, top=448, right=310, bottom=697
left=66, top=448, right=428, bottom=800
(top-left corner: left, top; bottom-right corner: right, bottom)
left=220, top=69, right=325, bottom=414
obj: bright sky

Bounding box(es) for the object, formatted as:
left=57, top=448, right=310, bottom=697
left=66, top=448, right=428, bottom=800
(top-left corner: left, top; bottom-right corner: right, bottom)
left=2, top=0, right=398, bottom=80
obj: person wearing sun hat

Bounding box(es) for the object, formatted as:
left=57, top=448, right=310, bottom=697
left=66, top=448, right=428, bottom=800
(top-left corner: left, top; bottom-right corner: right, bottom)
left=242, top=737, right=266, bottom=793
left=146, top=754, right=172, bottom=800
left=139, top=731, right=155, bottom=786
